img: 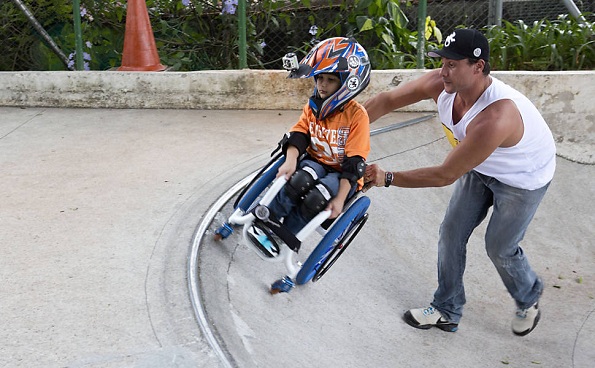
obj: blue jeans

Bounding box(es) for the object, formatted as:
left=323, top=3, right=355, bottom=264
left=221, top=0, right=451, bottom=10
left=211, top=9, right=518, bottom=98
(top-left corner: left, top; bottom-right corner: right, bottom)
left=268, top=159, right=353, bottom=234
left=431, top=170, right=548, bottom=323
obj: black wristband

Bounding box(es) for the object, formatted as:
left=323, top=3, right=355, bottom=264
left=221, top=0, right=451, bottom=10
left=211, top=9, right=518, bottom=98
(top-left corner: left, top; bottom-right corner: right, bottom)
left=384, top=171, right=394, bottom=187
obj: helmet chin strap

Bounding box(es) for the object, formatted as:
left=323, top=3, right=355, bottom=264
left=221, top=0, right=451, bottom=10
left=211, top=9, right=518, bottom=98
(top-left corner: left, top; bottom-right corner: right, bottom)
left=308, top=94, right=326, bottom=119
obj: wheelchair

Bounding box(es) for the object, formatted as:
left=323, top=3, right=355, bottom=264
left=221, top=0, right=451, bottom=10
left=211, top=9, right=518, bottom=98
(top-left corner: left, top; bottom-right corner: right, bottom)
left=214, top=152, right=370, bottom=294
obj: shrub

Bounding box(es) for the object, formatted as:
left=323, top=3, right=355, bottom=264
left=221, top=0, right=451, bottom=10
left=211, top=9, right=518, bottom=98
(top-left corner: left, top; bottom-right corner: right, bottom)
left=486, top=15, right=595, bottom=71
left=1, top=0, right=592, bottom=71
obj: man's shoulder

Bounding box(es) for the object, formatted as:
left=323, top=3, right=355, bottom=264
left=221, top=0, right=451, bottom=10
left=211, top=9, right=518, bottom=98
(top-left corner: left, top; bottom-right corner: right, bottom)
left=488, top=76, right=525, bottom=98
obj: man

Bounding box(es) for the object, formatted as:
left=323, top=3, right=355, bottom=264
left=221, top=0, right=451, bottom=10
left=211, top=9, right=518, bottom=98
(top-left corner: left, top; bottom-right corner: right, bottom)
left=363, top=28, right=556, bottom=336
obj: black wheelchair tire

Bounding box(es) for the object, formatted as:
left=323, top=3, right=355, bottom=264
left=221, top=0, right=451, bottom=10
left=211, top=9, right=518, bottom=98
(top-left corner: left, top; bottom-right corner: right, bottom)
left=295, top=196, right=370, bottom=285
left=313, top=213, right=368, bottom=282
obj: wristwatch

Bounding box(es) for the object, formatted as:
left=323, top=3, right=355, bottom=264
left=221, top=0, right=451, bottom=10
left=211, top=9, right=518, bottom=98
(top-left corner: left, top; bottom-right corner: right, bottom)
left=384, top=171, right=394, bottom=187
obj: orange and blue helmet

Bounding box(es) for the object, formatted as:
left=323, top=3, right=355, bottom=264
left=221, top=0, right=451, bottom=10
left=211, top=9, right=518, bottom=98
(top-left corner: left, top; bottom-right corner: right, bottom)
left=283, top=37, right=371, bottom=120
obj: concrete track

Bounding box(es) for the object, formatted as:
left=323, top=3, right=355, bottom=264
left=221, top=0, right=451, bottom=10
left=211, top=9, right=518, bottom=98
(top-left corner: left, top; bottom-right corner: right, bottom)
left=1, top=107, right=593, bottom=368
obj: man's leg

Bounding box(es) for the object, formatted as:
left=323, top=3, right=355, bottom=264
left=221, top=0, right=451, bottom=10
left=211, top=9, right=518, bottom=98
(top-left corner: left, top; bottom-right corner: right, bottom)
left=484, top=180, right=548, bottom=335
left=431, top=171, right=494, bottom=323
left=406, top=171, right=494, bottom=331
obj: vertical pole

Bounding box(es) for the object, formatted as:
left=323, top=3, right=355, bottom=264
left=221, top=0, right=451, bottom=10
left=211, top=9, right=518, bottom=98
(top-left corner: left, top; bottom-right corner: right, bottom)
left=72, top=0, right=84, bottom=70
left=238, top=0, right=247, bottom=69
left=10, top=0, right=70, bottom=69
left=561, top=0, right=588, bottom=24
left=488, top=0, right=503, bottom=26
left=416, top=0, right=427, bottom=69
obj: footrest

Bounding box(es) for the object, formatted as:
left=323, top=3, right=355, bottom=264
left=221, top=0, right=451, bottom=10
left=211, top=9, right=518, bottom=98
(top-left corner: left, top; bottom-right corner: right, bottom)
left=253, top=218, right=301, bottom=252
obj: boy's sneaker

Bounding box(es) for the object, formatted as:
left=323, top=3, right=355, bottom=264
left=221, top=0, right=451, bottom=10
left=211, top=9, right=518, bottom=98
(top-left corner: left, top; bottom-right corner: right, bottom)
left=403, top=306, right=458, bottom=332
left=247, top=225, right=279, bottom=258
left=270, top=276, right=295, bottom=294
left=512, top=302, right=540, bottom=336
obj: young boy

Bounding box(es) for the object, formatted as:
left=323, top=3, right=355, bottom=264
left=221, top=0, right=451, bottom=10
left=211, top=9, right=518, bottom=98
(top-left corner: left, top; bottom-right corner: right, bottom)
left=248, top=37, right=371, bottom=256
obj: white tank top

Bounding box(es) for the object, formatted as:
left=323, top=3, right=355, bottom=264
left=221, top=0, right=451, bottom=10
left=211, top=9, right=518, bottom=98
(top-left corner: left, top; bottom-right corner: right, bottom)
left=438, top=77, right=556, bottom=190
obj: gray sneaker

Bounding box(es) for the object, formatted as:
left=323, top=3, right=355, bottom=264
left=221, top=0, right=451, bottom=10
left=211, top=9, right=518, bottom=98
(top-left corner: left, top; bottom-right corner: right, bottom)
left=512, top=302, right=540, bottom=336
left=403, top=306, right=458, bottom=332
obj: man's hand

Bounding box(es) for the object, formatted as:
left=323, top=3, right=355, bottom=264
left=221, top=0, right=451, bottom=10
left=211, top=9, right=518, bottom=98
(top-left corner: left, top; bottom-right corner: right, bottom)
left=363, top=163, right=385, bottom=191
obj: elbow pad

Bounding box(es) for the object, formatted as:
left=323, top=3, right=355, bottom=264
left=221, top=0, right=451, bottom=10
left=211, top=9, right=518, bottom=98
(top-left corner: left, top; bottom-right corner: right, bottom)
left=340, top=156, right=366, bottom=184
left=283, top=132, right=309, bottom=156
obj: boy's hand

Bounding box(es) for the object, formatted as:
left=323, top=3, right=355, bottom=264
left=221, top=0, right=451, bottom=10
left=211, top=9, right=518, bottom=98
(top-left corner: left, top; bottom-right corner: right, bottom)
left=326, top=197, right=345, bottom=219
left=277, top=160, right=297, bottom=179
left=278, top=145, right=300, bottom=179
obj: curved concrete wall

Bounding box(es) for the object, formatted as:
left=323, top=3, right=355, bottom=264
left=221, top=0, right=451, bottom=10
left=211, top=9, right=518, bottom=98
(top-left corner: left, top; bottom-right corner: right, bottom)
left=0, top=70, right=593, bottom=163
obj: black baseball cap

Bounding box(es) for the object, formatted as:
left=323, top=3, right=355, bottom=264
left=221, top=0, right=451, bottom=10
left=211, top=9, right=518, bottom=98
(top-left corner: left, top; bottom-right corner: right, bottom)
left=428, top=29, right=489, bottom=61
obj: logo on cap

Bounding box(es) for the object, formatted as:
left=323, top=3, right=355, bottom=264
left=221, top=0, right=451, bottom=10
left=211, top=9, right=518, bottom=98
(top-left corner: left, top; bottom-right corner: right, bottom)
left=427, top=29, right=489, bottom=61
left=444, top=32, right=456, bottom=47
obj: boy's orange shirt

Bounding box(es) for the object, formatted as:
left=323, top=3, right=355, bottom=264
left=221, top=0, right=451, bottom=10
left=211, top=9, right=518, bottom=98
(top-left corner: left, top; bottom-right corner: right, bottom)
left=290, top=99, right=370, bottom=189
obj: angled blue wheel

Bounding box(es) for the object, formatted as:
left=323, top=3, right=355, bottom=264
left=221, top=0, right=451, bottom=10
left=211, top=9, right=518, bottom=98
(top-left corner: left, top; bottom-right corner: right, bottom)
left=295, top=196, right=370, bottom=285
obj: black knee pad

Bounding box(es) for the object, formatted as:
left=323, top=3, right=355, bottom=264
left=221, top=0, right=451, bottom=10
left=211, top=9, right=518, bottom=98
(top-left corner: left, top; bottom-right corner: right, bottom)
left=285, top=167, right=318, bottom=201
left=300, top=183, right=332, bottom=220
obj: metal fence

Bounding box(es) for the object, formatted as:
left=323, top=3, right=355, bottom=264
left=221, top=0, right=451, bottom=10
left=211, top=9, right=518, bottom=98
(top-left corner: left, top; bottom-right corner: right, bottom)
left=419, top=0, right=593, bottom=28
left=1, top=0, right=593, bottom=71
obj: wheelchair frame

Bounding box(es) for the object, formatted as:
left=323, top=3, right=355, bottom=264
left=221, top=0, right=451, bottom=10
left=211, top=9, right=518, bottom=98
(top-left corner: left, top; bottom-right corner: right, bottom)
left=214, top=154, right=370, bottom=293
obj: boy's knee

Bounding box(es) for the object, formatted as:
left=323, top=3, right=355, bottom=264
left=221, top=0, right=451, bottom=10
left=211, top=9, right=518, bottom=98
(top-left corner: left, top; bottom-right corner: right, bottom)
left=285, top=167, right=317, bottom=201
left=300, top=183, right=332, bottom=219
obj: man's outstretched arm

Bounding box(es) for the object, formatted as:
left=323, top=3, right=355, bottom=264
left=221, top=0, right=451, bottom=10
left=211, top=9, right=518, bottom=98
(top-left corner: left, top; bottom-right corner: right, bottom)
left=363, top=69, right=444, bottom=123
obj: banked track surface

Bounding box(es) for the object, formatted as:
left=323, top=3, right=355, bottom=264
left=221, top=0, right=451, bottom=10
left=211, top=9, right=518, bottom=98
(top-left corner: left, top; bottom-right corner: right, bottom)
left=189, top=115, right=595, bottom=368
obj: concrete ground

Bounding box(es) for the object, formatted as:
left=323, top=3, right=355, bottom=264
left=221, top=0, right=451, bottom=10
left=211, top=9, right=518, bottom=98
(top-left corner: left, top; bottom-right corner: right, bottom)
left=1, top=106, right=593, bottom=368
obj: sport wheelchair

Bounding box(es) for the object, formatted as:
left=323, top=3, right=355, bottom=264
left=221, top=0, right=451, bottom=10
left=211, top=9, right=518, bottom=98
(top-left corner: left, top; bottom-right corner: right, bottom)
left=214, top=153, right=370, bottom=294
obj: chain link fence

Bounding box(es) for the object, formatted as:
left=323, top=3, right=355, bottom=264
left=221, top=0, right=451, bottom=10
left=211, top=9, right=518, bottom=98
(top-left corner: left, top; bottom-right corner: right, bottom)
left=418, top=0, right=593, bottom=28
left=1, top=0, right=593, bottom=71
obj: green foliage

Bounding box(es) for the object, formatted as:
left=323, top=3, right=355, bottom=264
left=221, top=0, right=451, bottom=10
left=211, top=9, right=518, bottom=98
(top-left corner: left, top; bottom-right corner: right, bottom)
left=349, top=0, right=414, bottom=68
left=344, top=0, right=443, bottom=69
left=1, top=1, right=593, bottom=71
left=486, top=15, right=595, bottom=71
left=0, top=0, right=74, bottom=70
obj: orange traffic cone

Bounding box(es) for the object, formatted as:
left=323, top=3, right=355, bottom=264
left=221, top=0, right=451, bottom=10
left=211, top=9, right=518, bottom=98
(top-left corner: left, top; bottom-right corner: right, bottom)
left=118, top=0, right=166, bottom=71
